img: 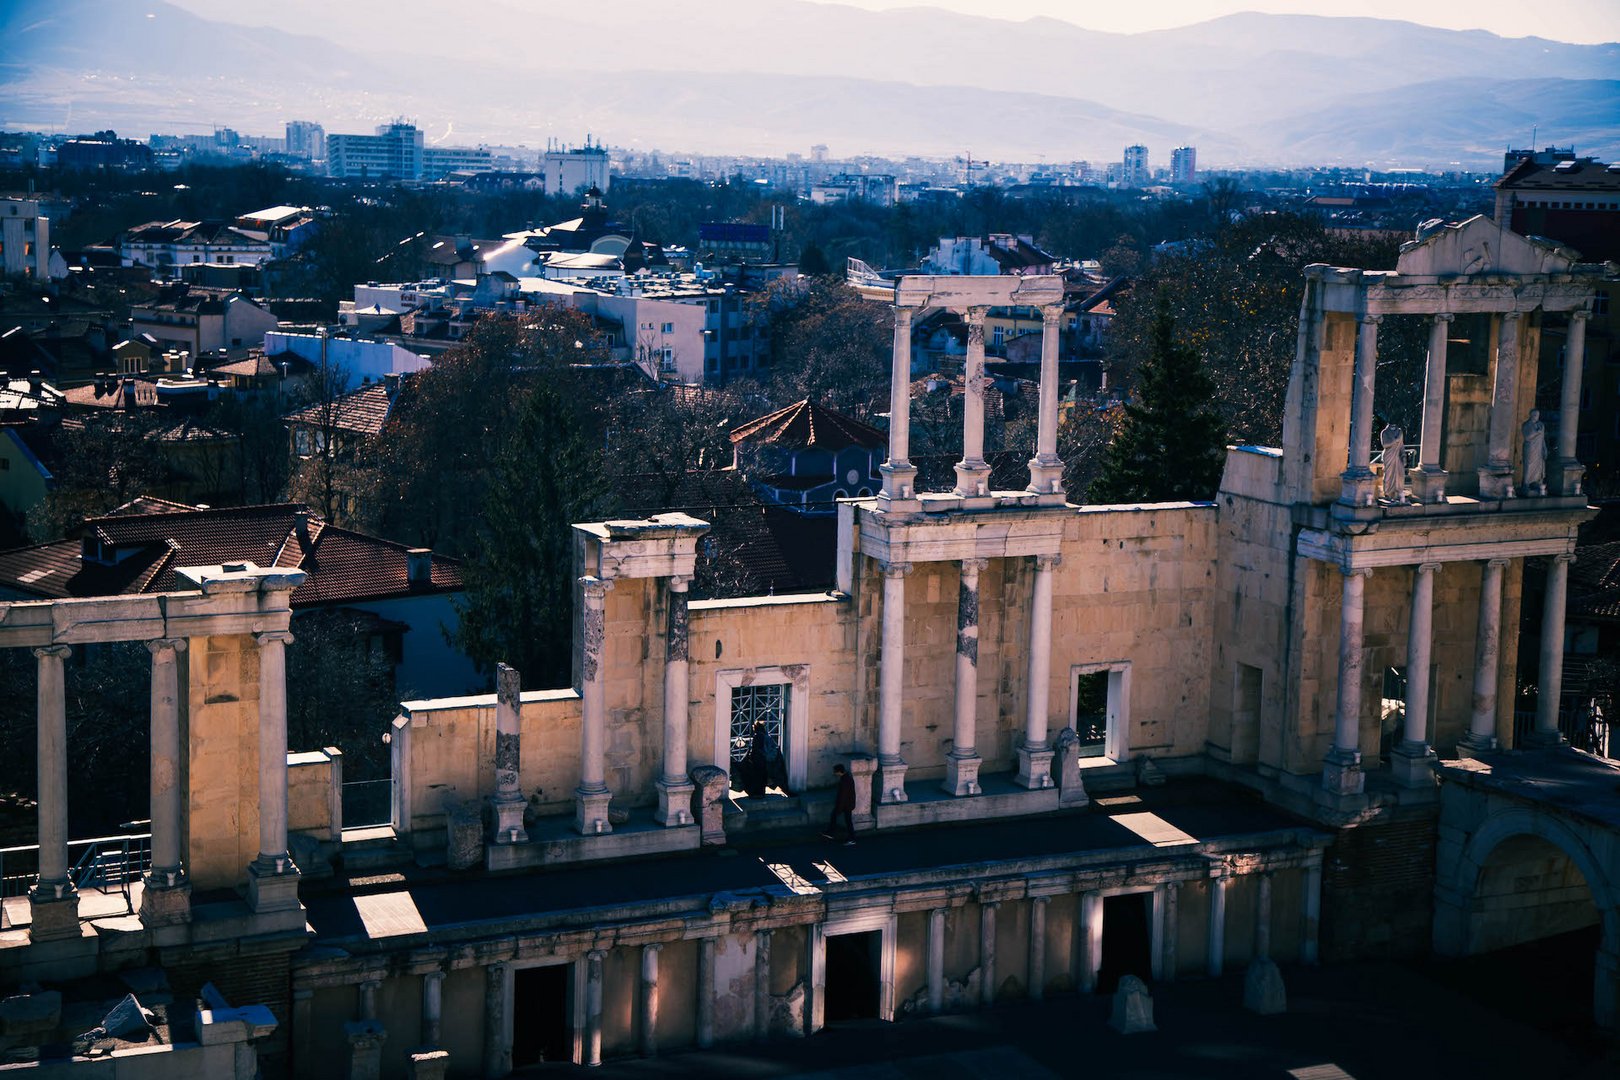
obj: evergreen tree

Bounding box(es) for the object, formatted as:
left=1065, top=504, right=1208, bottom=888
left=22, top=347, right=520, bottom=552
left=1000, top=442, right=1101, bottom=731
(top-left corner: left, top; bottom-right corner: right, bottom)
left=1088, top=297, right=1227, bottom=504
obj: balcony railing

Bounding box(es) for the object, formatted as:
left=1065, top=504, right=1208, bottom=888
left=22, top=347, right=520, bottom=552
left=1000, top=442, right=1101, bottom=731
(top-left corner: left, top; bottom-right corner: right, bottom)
left=0, top=827, right=152, bottom=925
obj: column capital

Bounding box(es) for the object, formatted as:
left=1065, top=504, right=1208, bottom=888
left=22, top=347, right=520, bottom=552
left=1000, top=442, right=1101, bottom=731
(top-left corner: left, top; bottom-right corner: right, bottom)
left=1040, top=304, right=1064, bottom=327
left=1552, top=552, right=1577, bottom=566
left=879, top=560, right=912, bottom=579
left=644, top=941, right=663, bottom=954
left=423, top=968, right=446, bottom=985
left=893, top=305, right=914, bottom=328
left=962, top=305, right=989, bottom=324
left=33, top=644, right=71, bottom=661
left=1485, top=556, right=1511, bottom=570
left=960, top=557, right=989, bottom=574
left=1029, top=893, right=1051, bottom=907
left=1415, top=561, right=1442, bottom=575
left=667, top=574, right=692, bottom=591
left=146, top=637, right=188, bottom=657
left=1033, top=552, right=1062, bottom=571
left=580, top=575, right=614, bottom=600
left=1358, top=313, right=1383, bottom=327
left=979, top=898, right=1002, bottom=911
left=254, top=629, right=295, bottom=647
left=1338, top=564, right=1373, bottom=578
left=1570, top=308, right=1591, bottom=324
left=1501, top=310, right=1523, bottom=323
left=754, top=927, right=773, bottom=941
left=1433, top=312, right=1456, bottom=325
left=587, top=948, right=608, bottom=962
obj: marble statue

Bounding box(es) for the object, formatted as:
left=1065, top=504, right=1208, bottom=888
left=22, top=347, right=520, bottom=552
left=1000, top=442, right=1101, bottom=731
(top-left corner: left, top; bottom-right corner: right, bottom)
left=1379, top=424, right=1406, bottom=501
left=1522, top=409, right=1547, bottom=495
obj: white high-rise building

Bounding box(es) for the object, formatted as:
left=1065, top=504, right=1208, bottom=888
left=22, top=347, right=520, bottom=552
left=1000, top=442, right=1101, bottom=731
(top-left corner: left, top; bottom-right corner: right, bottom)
left=1122, top=144, right=1149, bottom=187
left=544, top=137, right=611, bottom=196
left=327, top=122, right=425, bottom=181
left=1171, top=146, right=1198, bottom=185
left=285, top=120, right=325, bottom=162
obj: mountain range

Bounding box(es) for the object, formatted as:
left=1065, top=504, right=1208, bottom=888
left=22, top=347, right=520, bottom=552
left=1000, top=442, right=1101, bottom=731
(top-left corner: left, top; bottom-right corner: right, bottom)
left=2, top=0, right=1616, bottom=166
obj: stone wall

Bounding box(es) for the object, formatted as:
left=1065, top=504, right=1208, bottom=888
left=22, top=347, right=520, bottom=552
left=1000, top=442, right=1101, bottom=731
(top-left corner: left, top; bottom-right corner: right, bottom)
left=1320, top=811, right=1438, bottom=961
left=185, top=632, right=262, bottom=891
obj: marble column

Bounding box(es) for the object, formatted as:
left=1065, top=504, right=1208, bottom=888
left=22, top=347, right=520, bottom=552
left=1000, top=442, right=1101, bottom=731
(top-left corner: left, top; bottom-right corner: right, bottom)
left=1529, top=554, right=1576, bottom=747
left=1254, top=874, right=1273, bottom=962
left=421, top=969, right=444, bottom=1046
left=640, top=943, right=660, bottom=1057
left=954, top=307, right=992, bottom=501
left=141, top=638, right=190, bottom=926
left=1341, top=314, right=1381, bottom=506
left=1461, top=558, right=1509, bottom=753
left=1078, top=892, right=1102, bottom=993
left=696, top=939, right=716, bottom=1048
left=657, top=576, right=695, bottom=825
left=1479, top=312, right=1521, bottom=499
left=1028, top=896, right=1049, bottom=1002
left=1208, top=875, right=1230, bottom=978
left=483, top=964, right=510, bottom=1079
left=1301, top=857, right=1322, bottom=966
left=250, top=629, right=300, bottom=912
left=1414, top=313, right=1453, bottom=503
left=1159, top=882, right=1180, bottom=982
left=1558, top=311, right=1589, bottom=496
left=1025, top=304, right=1066, bottom=501
left=1016, top=553, right=1060, bottom=790
left=585, top=950, right=605, bottom=1067
left=753, top=930, right=772, bottom=1041
left=359, top=978, right=380, bottom=1021
left=979, top=900, right=999, bottom=1006
left=945, top=559, right=986, bottom=797
left=880, top=306, right=919, bottom=508
left=878, top=560, right=911, bottom=803
left=1322, top=567, right=1371, bottom=796
left=29, top=644, right=77, bottom=938
left=927, top=908, right=946, bottom=1013
left=490, top=662, right=527, bottom=844
left=576, top=577, right=614, bottom=834
left=1392, top=563, right=1441, bottom=786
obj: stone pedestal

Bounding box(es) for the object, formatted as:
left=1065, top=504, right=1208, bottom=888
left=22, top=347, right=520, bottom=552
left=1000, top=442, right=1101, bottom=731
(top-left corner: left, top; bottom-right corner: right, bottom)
left=27, top=888, right=80, bottom=942
left=574, top=788, right=613, bottom=836
left=1389, top=741, right=1437, bottom=787
left=1476, top=465, right=1514, bottom=500
left=1408, top=466, right=1447, bottom=504
left=943, top=752, right=982, bottom=798
left=1053, top=729, right=1090, bottom=807
left=689, top=766, right=729, bottom=845
left=246, top=860, right=301, bottom=914
left=408, top=1049, right=449, bottom=1080
left=1320, top=748, right=1365, bottom=795
left=849, top=755, right=877, bottom=830
left=1015, top=744, right=1054, bottom=790
left=489, top=795, right=527, bottom=845
left=1108, top=976, right=1156, bottom=1034
left=1456, top=731, right=1497, bottom=757
left=878, top=761, right=909, bottom=804
left=138, top=879, right=191, bottom=927
left=344, top=1020, right=387, bottom=1080
left=656, top=777, right=696, bottom=827
left=1243, top=959, right=1287, bottom=1015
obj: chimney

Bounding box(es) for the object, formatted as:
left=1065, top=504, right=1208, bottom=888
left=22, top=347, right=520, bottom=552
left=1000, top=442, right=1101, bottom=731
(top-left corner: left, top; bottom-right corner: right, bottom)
left=406, top=548, right=432, bottom=586
left=383, top=372, right=401, bottom=400
left=294, top=509, right=313, bottom=554
left=27, top=369, right=41, bottom=394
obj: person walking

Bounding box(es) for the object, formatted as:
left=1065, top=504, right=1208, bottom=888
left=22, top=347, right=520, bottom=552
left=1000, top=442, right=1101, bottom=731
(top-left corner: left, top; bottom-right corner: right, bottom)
left=826, top=762, right=857, bottom=844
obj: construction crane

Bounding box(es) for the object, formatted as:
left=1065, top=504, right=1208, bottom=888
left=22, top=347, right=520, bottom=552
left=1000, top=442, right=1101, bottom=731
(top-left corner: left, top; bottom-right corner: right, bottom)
left=958, top=151, right=989, bottom=187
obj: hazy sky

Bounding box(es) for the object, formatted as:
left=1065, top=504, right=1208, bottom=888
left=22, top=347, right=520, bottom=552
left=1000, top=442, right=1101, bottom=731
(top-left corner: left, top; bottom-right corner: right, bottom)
left=808, top=0, right=1620, bottom=44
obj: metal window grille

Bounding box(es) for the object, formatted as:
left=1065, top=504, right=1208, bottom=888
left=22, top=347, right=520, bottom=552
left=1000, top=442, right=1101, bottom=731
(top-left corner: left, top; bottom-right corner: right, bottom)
left=730, top=683, right=788, bottom=765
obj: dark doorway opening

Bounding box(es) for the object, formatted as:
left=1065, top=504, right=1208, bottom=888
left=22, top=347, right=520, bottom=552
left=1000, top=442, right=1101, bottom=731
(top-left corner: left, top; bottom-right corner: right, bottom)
left=512, top=964, right=572, bottom=1066
left=825, top=930, right=881, bottom=1022
left=1098, top=893, right=1153, bottom=994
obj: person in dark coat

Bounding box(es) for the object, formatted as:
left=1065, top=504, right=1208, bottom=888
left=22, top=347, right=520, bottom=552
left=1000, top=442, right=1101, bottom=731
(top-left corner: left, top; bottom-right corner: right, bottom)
left=826, top=762, right=856, bottom=843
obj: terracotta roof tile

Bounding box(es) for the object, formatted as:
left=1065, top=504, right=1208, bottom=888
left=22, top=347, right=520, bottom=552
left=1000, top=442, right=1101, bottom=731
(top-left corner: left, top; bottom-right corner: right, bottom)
left=729, top=398, right=885, bottom=451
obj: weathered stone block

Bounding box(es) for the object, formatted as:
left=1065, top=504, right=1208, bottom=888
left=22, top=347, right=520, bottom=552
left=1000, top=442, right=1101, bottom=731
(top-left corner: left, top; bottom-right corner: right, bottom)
left=1244, top=959, right=1287, bottom=1015
left=408, top=1048, right=450, bottom=1079
left=0, top=991, right=61, bottom=1039
left=1108, top=975, right=1156, bottom=1034
left=445, top=800, right=483, bottom=871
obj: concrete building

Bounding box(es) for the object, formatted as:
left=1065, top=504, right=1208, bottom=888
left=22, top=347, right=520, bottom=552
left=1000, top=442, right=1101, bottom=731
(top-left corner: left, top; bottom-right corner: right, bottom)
left=1122, top=145, right=1149, bottom=188
left=1170, top=146, right=1197, bottom=185
left=262, top=331, right=432, bottom=392
left=120, top=219, right=274, bottom=271
left=284, top=120, right=326, bottom=163
left=130, top=287, right=279, bottom=357
left=543, top=139, right=611, bottom=196
left=327, top=123, right=425, bottom=182
left=0, top=199, right=52, bottom=281
left=0, top=218, right=1611, bottom=1078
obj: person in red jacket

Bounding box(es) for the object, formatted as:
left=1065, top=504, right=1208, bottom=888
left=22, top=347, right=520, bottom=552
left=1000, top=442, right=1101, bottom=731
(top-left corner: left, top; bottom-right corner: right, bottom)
left=825, top=763, right=856, bottom=844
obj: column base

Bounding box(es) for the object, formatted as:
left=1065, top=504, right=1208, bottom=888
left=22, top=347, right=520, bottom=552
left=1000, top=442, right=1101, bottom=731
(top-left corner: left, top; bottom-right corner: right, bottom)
left=1015, top=745, right=1055, bottom=790
left=1320, top=747, right=1365, bottom=796
left=344, top=1020, right=387, bottom=1080
left=1476, top=465, right=1514, bottom=500
left=878, top=462, right=920, bottom=513
left=655, top=776, right=696, bottom=827
left=489, top=793, right=528, bottom=845
left=246, top=859, right=302, bottom=914
left=1339, top=469, right=1377, bottom=508
left=1521, top=728, right=1567, bottom=749
left=138, top=874, right=192, bottom=927
left=1456, top=730, right=1498, bottom=757
left=1408, top=466, right=1447, bottom=504
left=1025, top=456, right=1066, bottom=505
left=27, top=884, right=80, bottom=941
left=878, top=759, right=909, bottom=804
left=574, top=786, right=614, bottom=835
left=942, top=753, right=982, bottom=797
left=953, top=461, right=993, bottom=502
left=1388, top=741, right=1438, bottom=788
left=1556, top=459, right=1585, bottom=498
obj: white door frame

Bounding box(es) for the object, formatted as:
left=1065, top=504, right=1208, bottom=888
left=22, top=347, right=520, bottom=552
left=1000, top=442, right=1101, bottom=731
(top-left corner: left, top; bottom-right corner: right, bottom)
left=807, top=908, right=898, bottom=1034
left=713, top=665, right=811, bottom=791
left=501, top=955, right=586, bottom=1067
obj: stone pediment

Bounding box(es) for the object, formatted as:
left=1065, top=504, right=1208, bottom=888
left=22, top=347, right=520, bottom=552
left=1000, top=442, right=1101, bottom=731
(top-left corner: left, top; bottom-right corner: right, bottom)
left=1396, top=215, right=1580, bottom=278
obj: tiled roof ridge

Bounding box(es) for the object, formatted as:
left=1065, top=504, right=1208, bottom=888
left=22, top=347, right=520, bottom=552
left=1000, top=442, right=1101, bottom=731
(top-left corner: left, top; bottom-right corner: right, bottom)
left=87, top=501, right=309, bottom=529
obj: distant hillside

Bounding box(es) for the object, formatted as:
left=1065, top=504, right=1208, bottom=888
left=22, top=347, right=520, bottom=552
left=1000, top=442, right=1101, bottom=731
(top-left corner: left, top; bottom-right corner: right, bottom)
left=3, top=0, right=1616, bottom=166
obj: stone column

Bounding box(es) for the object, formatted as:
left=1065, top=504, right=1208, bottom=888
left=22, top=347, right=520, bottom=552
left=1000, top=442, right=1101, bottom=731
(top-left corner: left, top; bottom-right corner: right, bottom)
left=1529, top=554, right=1576, bottom=747
left=1025, top=304, right=1066, bottom=501
left=1479, top=312, right=1521, bottom=499
left=483, top=964, right=510, bottom=1079
left=1322, top=567, right=1371, bottom=796
left=1340, top=314, right=1381, bottom=506
left=1254, top=874, right=1273, bottom=962
left=753, top=930, right=772, bottom=1041
left=29, top=644, right=77, bottom=938
left=657, top=576, right=695, bottom=825
left=1462, top=558, right=1509, bottom=753
left=1160, top=883, right=1180, bottom=982
left=954, top=306, right=992, bottom=501
left=640, top=943, right=660, bottom=1057
left=877, top=560, right=911, bottom=803
left=576, top=577, right=614, bottom=835
left=1208, top=875, right=1230, bottom=978
left=979, top=900, right=999, bottom=1006
left=1028, top=896, right=1049, bottom=1002
left=945, top=559, right=986, bottom=797
left=421, top=969, right=444, bottom=1047
left=359, top=978, right=380, bottom=1021
left=927, top=908, right=946, bottom=1013
left=585, top=950, right=605, bottom=1067
left=880, top=306, right=919, bottom=508
left=1078, top=892, right=1102, bottom=993
left=140, top=638, right=191, bottom=926
left=1017, top=553, right=1060, bottom=790
left=1558, top=311, right=1589, bottom=496
left=250, top=630, right=300, bottom=913
left=490, top=662, right=527, bottom=844
left=696, top=939, right=716, bottom=1048
left=1302, top=857, right=1322, bottom=966
left=1392, top=563, right=1441, bottom=786
left=1414, top=313, right=1453, bottom=503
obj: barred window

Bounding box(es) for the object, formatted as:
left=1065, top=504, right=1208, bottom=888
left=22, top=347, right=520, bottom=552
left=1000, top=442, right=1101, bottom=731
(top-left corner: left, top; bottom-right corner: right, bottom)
left=730, top=683, right=788, bottom=766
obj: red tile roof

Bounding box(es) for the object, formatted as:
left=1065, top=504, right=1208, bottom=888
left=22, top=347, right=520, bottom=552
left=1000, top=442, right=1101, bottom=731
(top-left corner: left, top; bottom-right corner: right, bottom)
left=282, top=381, right=398, bottom=438
left=729, top=398, right=885, bottom=451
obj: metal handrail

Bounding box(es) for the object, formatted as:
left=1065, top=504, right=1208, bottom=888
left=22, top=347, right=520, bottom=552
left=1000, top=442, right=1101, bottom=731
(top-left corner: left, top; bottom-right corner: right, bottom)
left=0, top=831, right=153, bottom=906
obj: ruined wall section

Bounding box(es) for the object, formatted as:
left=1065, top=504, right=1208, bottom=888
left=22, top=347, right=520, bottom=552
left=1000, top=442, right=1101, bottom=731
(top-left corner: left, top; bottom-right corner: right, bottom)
left=185, top=632, right=261, bottom=890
